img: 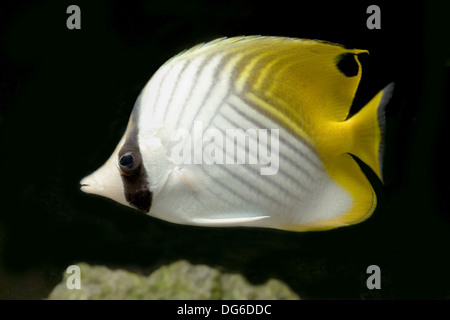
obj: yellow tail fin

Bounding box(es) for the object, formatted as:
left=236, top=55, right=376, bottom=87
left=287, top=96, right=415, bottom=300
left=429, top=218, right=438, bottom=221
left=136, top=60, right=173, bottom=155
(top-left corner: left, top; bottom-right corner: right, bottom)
left=347, top=83, right=394, bottom=182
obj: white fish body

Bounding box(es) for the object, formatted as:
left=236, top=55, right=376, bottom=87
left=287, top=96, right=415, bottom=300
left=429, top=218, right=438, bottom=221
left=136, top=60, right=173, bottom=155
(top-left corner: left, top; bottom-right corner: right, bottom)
left=81, top=36, right=393, bottom=231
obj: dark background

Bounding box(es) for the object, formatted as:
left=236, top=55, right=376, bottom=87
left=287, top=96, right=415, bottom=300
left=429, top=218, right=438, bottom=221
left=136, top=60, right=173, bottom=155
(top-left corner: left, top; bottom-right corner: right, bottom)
left=0, top=0, right=449, bottom=299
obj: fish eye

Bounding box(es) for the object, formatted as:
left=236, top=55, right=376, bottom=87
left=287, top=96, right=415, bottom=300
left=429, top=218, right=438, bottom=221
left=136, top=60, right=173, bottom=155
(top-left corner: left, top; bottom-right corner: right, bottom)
left=120, top=154, right=134, bottom=167
left=118, top=149, right=141, bottom=176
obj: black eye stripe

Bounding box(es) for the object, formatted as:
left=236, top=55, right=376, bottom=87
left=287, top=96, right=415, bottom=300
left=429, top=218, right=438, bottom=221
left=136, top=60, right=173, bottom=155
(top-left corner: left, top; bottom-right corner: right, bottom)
left=118, top=113, right=152, bottom=213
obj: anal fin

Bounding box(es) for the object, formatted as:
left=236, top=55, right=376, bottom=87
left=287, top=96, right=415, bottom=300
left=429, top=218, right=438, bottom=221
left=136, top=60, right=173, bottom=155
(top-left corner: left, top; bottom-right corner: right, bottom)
left=282, top=154, right=376, bottom=232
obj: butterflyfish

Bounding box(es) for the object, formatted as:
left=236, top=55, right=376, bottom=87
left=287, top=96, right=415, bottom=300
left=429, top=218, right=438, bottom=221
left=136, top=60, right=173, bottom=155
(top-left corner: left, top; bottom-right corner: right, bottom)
left=80, top=36, right=393, bottom=231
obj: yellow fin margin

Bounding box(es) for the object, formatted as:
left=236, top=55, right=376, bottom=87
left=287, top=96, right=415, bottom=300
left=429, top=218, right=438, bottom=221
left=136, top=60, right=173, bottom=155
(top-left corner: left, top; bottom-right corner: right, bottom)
left=281, top=84, right=394, bottom=232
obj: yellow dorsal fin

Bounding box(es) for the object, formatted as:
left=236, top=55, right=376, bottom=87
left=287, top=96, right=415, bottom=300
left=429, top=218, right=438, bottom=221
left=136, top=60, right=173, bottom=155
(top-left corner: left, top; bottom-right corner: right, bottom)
left=217, top=37, right=369, bottom=122
left=170, top=36, right=368, bottom=141
left=170, top=37, right=367, bottom=124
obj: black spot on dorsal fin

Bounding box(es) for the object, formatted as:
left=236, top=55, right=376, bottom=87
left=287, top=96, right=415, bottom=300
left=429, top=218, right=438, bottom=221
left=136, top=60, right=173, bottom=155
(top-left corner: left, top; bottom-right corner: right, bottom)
left=336, top=53, right=359, bottom=77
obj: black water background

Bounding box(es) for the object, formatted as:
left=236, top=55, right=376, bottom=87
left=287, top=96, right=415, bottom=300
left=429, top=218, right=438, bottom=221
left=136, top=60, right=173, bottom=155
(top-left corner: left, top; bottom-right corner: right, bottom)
left=0, top=0, right=449, bottom=299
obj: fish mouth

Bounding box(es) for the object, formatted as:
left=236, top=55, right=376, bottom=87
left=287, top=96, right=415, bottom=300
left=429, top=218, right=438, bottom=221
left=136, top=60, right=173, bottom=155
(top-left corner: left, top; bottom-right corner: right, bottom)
left=80, top=183, right=90, bottom=193
left=79, top=175, right=98, bottom=194
left=78, top=162, right=128, bottom=207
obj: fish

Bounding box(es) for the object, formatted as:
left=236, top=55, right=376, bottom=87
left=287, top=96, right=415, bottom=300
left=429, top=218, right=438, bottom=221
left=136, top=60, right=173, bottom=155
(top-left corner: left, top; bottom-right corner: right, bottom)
left=80, top=36, right=393, bottom=232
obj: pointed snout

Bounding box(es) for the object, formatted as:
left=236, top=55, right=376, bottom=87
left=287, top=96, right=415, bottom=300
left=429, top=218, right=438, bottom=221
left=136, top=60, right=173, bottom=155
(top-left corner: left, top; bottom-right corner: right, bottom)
left=80, top=160, right=128, bottom=207
left=80, top=171, right=105, bottom=194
